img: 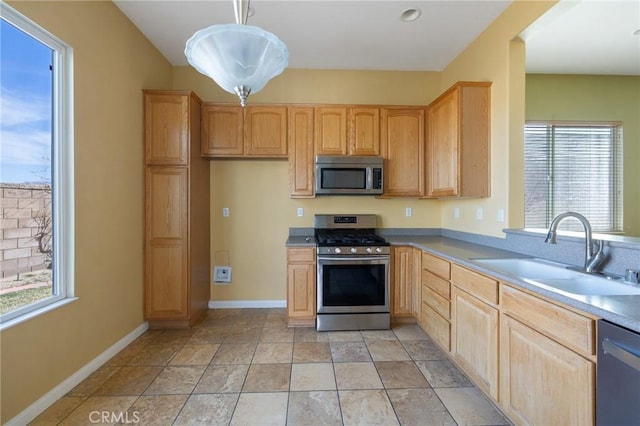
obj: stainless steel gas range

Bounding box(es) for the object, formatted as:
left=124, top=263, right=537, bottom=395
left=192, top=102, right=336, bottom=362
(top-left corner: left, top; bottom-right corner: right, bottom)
left=314, top=214, right=390, bottom=331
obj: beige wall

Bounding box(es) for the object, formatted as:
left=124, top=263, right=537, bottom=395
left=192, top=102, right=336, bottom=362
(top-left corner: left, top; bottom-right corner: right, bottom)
left=525, top=74, right=640, bottom=236
left=438, top=0, right=556, bottom=236
left=1, top=1, right=172, bottom=422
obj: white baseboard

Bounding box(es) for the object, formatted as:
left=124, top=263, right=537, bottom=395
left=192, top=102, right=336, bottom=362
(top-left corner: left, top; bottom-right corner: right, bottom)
left=7, top=321, right=149, bottom=426
left=208, top=300, right=286, bottom=309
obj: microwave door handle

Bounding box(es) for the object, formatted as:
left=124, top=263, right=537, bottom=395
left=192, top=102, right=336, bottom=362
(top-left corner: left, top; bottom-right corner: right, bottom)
left=367, top=167, right=373, bottom=190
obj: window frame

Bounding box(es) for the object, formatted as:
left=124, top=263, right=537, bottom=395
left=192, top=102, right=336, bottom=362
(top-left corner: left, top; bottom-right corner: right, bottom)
left=523, top=120, right=623, bottom=233
left=1, top=3, right=75, bottom=330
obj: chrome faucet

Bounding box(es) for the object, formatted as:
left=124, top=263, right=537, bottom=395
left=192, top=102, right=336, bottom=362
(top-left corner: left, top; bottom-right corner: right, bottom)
left=544, top=211, right=606, bottom=273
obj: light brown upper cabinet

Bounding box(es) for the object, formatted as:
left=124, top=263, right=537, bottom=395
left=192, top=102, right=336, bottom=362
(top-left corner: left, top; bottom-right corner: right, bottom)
left=315, top=106, right=380, bottom=156
left=201, top=104, right=287, bottom=158
left=245, top=106, right=288, bottom=156
left=314, top=107, right=348, bottom=155
left=288, top=107, right=315, bottom=198
left=381, top=107, right=426, bottom=197
left=427, top=82, right=491, bottom=198
left=145, top=93, right=191, bottom=165
left=349, top=107, right=380, bottom=156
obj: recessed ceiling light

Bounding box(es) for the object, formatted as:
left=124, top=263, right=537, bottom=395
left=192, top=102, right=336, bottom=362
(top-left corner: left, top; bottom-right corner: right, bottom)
left=400, top=8, right=421, bottom=22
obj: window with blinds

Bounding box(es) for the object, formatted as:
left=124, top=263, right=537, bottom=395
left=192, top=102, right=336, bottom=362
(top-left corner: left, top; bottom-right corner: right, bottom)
left=524, top=122, right=623, bottom=233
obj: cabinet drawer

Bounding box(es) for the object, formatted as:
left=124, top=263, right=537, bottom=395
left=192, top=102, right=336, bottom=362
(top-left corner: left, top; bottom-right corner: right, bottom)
left=422, top=252, right=450, bottom=279
left=421, top=302, right=450, bottom=351
left=501, top=284, right=596, bottom=356
left=422, top=269, right=450, bottom=299
left=451, top=265, right=498, bottom=306
left=288, top=248, right=316, bottom=263
left=422, top=283, right=450, bottom=319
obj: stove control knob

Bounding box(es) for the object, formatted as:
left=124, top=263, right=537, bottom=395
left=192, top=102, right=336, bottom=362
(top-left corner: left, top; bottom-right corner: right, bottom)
left=366, top=247, right=373, bottom=253
left=334, top=248, right=341, bottom=254
left=350, top=247, right=358, bottom=254
left=375, top=247, right=382, bottom=253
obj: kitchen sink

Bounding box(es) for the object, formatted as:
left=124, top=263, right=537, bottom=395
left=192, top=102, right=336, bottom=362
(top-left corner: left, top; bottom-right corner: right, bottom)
left=472, top=257, right=640, bottom=296
left=533, top=276, right=640, bottom=296
left=473, top=258, right=582, bottom=280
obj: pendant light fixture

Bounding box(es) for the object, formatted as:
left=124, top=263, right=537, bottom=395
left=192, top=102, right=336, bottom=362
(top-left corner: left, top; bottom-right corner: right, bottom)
left=185, top=0, right=288, bottom=107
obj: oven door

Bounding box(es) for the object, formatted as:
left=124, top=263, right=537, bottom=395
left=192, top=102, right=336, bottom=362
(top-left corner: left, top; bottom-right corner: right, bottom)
left=317, top=255, right=390, bottom=314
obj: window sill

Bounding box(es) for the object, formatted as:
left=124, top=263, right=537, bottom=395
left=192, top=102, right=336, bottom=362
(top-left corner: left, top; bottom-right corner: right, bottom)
left=0, top=297, right=78, bottom=332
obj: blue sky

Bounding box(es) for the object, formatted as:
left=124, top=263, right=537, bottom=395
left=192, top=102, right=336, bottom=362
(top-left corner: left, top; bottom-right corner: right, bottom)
left=1, top=18, right=52, bottom=184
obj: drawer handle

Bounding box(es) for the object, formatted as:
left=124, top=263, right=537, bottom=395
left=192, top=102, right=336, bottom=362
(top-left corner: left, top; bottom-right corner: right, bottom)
left=602, top=338, right=640, bottom=372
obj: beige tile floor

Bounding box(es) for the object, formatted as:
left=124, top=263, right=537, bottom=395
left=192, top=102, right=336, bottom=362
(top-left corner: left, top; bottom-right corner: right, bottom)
left=31, top=308, right=511, bottom=425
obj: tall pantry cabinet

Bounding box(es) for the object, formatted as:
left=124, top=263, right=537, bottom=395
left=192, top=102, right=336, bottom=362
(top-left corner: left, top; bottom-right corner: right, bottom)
left=143, top=90, right=210, bottom=328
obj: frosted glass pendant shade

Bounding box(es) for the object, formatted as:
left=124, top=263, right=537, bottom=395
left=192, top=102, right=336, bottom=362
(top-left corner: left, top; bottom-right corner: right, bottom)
left=185, top=23, right=288, bottom=106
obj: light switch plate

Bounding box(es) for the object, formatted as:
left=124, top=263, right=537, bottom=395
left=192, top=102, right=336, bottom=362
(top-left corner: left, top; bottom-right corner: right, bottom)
left=297, top=207, right=304, bottom=217
left=222, top=207, right=229, bottom=217
left=405, top=207, right=412, bottom=217
left=476, top=207, right=483, bottom=220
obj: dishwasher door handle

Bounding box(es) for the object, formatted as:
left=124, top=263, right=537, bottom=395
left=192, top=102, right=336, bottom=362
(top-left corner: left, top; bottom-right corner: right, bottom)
left=602, top=338, right=640, bottom=372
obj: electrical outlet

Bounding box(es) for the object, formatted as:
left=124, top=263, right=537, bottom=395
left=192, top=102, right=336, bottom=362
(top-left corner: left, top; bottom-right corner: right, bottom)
left=222, top=207, right=229, bottom=217
left=497, top=209, right=505, bottom=223
left=297, top=207, right=304, bottom=217
left=405, top=207, right=412, bottom=217
left=476, top=207, right=483, bottom=220
left=454, top=207, right=460, bottom=219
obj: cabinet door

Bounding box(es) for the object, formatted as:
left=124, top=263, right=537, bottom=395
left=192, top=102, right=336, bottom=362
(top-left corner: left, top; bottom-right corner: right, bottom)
left=500, top=315, right=595, bottom=426
left=381, top=108, right=425, bottom=197
left=451, top=286, right=498, bottom=399
left=245, top=106, right=288, bottom=157
left=349, top=107, right=380, bottom=156
left=287, top=248, right=316, bottom=320
left=427, top=88, right=459, bottom=197
left=315, top=107, right=348, bottom=155
left=392, top=246, right=415, bottom=316
left=201, top=105, right=243, bottom=156
left=144, top=93, right=189, bottom=165
left=288, top=107, right=315, bottom=197
left=145, top=167, right=188, bottom=319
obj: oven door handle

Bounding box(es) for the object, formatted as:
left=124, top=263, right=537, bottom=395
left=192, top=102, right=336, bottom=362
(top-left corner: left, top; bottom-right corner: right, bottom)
left=317, top=255, right=389, bottom=262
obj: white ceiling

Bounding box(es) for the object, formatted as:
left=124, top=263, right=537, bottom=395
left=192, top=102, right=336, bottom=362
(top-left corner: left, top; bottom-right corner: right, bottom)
left=523, top=0, right=640, bottom=75
left=114, top=0, right=640, bottom=75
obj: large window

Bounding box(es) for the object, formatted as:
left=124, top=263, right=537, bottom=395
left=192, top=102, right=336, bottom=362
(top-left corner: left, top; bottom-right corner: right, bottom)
left=524, top=122, right=623, bottom=233
left=0, top=4, right=74, bottom=328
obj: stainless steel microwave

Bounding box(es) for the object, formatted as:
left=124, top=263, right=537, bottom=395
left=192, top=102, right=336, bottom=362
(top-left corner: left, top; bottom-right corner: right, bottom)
left=315, top=156, right=383, bottom=195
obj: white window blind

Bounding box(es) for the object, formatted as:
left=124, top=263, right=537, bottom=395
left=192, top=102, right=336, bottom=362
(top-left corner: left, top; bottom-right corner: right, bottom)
left=524, top=122, right=623, bottom=233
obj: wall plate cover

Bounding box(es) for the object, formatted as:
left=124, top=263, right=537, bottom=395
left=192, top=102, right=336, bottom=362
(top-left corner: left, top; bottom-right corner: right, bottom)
left=214, top=266, right=232, bottom=283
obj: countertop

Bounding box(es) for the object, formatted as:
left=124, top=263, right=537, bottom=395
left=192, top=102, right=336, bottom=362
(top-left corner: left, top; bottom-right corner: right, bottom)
left=286, top=234, right=640, bottom=333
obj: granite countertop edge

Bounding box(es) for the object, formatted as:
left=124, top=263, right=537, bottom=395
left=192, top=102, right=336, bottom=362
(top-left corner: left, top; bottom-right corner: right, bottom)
left=286, top=233, right=640, bottom=333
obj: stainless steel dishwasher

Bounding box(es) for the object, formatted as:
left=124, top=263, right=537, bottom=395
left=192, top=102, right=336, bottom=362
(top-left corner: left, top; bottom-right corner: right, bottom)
left=597, top=320, right=640, bottom=425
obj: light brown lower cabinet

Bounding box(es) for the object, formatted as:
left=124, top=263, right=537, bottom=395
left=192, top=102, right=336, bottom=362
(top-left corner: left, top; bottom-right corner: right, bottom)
left=451, top=286, right=499, bottom=399
left=500, top=284, right=596, bottom=426
left=287, top=248, right=316, bottom=327
left=392, top=246, right=419, bottom=319
left=451, top=265, right=499, bottom=399
left=414, top=252, right=597, bottom=426
left=500, top=315, right=595, bottom=426
left=419, top=252, right=451, bottom=351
